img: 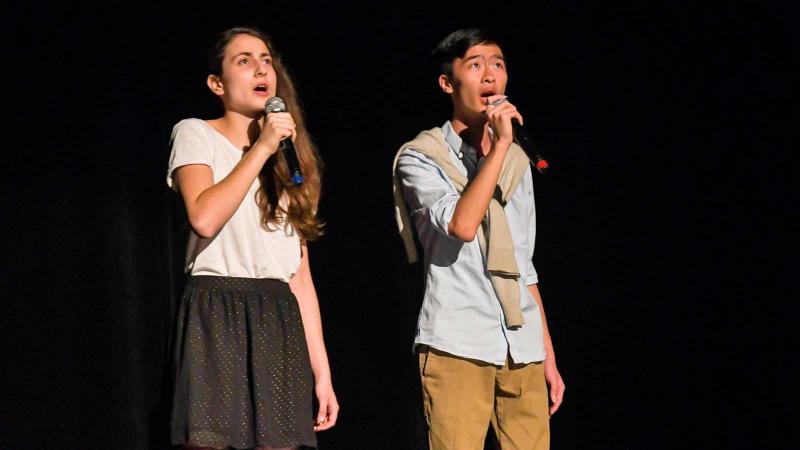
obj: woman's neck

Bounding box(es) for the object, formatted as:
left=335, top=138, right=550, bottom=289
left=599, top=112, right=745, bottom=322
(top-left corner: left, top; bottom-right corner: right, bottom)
left=208, top=110, right=262, bottom=150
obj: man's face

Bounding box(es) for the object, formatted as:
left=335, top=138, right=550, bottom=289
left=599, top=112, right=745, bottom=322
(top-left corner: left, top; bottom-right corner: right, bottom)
left=440, top=43, right=508, bottom=120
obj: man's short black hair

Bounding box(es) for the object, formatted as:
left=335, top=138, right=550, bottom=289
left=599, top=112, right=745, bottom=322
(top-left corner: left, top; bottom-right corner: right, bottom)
left=432, top=28, right=501, bottom=77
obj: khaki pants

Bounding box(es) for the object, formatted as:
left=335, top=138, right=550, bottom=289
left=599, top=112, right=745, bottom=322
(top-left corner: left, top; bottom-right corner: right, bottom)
left=418, top=346, right=549, bottom=450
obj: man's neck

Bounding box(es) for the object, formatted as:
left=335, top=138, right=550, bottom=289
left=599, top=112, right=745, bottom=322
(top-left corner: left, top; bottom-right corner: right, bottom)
left=451, top=116, right=492, bottom=157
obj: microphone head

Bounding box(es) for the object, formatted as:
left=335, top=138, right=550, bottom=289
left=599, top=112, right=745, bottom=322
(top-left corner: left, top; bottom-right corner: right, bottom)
left=265, top=96, right=286, bottom=113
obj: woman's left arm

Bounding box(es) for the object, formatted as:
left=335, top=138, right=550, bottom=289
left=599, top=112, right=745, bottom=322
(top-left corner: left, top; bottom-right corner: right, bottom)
left=290, top=244, right=339, bottom=431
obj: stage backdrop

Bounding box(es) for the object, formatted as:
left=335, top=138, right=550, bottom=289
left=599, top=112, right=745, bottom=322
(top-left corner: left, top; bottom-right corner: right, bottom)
left=2, top=2, right=795, bottom=449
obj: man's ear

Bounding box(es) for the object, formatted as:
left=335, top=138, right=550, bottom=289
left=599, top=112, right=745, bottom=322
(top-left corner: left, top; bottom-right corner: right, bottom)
left=207, top=74, right=224, bottom=96
left=438, top=74, right=453, bottom=94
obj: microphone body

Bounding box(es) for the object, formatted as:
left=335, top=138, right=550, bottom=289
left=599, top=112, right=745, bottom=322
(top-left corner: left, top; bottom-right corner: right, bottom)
left=265, top=96, right=304, bottom=185
left=511, top=120, right=549, bottom=174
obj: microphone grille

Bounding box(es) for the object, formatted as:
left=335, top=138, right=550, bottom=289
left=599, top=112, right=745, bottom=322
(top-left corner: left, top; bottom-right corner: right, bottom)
left=265, top=96, right=286, bottom=113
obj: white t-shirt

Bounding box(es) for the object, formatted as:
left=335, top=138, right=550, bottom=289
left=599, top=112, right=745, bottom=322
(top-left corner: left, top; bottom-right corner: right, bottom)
left=166, top=118, right=301, bottom=281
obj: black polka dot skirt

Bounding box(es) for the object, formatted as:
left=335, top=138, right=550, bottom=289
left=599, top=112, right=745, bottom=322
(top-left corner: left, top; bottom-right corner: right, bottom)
left=170, top=275, right=317, bottom=449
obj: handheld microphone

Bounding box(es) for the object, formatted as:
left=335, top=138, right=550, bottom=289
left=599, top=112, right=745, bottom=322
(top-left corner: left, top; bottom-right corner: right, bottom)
left=489, top=97, right=550, bottom=173
left=511, top=120, right=549, bottom=174
left=265, top=96, right=303, bottom=185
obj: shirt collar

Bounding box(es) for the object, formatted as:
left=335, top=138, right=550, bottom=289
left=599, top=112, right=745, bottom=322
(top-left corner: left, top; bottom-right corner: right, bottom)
left=442, top=121, right=480, bottom=173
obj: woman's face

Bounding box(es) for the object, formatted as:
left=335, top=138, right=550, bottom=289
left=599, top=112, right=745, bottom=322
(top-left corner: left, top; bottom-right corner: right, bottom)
left=212, top=33, right=278, bottom=116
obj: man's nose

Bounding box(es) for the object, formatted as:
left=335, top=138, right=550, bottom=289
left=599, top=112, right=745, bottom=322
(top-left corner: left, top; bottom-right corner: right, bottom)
left=482, top=67, right=495, bottom=83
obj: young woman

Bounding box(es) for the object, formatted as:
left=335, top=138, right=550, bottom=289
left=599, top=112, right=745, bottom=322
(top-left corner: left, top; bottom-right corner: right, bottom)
left=166, top=27, right=338, bottom=449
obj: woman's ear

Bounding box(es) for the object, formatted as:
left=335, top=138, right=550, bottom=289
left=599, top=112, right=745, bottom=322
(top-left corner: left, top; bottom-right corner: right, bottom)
left=207, top=74, right=224, bottom=96
left=438, top=74, right=453, bottom=94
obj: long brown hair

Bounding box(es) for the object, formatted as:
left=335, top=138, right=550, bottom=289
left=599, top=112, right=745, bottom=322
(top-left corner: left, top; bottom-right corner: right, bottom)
left=209, top=27, right=324, bottom=241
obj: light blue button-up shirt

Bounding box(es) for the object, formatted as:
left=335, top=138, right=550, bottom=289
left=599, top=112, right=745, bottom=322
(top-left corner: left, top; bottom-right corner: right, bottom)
left=397, top=121, right=546, bottom=366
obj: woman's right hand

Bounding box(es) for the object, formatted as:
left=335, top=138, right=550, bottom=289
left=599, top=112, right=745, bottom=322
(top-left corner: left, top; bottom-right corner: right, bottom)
left=253, top=111, right=296, bottom=156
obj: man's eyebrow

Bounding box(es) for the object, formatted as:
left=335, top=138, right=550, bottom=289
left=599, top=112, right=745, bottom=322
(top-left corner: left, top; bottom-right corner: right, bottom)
left=463, top=53, right=505, bottom=62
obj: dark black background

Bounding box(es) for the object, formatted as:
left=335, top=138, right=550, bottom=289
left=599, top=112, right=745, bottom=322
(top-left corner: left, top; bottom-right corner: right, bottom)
left=2, top=1, right=796, bottom=449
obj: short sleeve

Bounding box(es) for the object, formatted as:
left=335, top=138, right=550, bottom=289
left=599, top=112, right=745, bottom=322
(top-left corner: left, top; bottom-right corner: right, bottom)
left=166, top=119, right=214, bottom=190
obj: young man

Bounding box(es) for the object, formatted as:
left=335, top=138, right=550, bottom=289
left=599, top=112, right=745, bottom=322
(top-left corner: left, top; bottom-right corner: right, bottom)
left=393, top=28, right=565, bottom=449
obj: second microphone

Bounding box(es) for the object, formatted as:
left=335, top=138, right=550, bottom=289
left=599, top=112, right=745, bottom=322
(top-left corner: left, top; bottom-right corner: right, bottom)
left=265, top=96, right=304, bottom=185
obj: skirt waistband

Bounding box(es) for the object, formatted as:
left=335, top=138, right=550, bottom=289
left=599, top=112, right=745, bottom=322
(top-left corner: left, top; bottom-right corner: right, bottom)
left=186, top=275, right=291, bottom=294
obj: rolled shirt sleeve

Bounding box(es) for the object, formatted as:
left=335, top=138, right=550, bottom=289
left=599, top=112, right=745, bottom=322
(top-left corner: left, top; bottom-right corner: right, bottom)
left=526, top=171, right=539, bottom=285
left=396, top=149, right=462, bottom=240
